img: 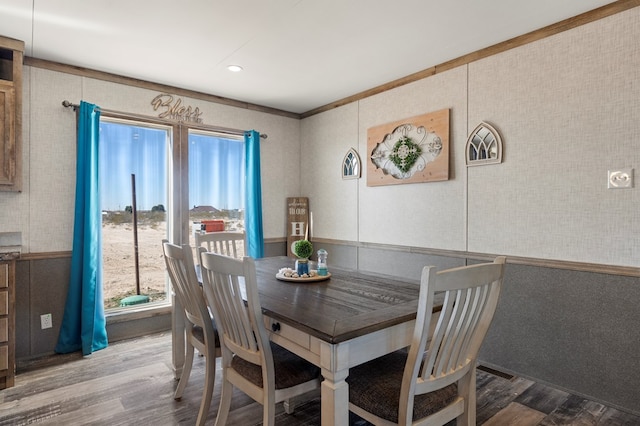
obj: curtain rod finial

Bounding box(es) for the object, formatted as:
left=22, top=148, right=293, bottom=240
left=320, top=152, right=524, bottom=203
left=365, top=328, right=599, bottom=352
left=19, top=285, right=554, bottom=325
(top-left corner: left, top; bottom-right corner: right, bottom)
left=62, top=100, right=79, bottom=111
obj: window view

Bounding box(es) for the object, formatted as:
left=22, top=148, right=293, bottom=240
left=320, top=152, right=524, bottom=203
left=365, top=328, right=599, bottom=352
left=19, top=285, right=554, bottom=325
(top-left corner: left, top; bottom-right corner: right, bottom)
left=188, top=130, right=245, bottom=254
left=100, top=119, right=171, bottom=309
left=99, top=120, right=245, bottom=311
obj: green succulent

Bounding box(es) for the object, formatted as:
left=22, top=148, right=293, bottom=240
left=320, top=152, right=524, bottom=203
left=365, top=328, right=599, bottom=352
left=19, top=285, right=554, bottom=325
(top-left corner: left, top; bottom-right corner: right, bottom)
left=389, top=136, right=422, bottom=173
left=293, top=239, right=313, bottom=259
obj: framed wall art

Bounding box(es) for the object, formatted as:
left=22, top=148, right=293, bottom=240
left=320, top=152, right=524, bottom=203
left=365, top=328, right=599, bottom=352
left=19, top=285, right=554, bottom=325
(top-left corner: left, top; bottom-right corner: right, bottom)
left=367, top=109, right=449, bottom=186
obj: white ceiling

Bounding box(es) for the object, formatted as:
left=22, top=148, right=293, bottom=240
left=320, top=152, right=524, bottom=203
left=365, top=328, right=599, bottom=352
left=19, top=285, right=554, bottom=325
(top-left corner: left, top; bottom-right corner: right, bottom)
left=0, top=0, right=618, bottom=114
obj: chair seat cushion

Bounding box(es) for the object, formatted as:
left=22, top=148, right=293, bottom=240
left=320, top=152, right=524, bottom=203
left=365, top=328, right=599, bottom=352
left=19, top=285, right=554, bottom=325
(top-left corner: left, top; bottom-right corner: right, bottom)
left=231, top=342, right=320, bottom=389
left=347, top=350, right=458, bottom=423
left=189, top=322, right=220, bottom=348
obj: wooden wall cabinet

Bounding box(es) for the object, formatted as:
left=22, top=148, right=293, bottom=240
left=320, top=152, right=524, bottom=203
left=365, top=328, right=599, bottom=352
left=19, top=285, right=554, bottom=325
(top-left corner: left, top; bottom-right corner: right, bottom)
left=0, top=260, right=15, bottom=389
left=0, top=36, right=23, bottom=192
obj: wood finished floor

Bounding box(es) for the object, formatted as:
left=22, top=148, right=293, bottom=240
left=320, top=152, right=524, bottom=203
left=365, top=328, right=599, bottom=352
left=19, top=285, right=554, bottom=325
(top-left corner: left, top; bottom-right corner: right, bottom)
left=1, top=332, right=638, bottom=425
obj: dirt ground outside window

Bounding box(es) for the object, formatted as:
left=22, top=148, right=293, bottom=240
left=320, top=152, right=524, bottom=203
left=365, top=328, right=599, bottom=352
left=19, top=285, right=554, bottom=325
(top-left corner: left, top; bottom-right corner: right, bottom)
left=102, top=212, right=244, bottom=309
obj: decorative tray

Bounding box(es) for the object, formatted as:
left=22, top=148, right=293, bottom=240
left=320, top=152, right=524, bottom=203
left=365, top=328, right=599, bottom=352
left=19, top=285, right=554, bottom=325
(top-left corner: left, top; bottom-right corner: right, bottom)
left=275, top=271, right=331, bottom=283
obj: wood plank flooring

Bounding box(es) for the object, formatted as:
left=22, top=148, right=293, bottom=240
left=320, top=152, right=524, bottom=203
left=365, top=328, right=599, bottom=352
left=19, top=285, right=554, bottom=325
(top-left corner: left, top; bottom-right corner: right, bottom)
left=1, top=332, right=638, bottom=425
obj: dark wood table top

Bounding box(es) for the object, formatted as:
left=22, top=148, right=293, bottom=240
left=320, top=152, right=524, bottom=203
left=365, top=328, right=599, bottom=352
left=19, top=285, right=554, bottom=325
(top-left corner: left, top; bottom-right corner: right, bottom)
left=255, top=256, right=423, bottom=344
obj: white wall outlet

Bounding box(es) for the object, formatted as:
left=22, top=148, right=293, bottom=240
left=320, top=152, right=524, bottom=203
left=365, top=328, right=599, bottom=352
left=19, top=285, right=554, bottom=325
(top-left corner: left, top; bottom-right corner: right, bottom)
left=608, top=168, right=633, bottom=189
left=40, top=313, right=53, bottom=329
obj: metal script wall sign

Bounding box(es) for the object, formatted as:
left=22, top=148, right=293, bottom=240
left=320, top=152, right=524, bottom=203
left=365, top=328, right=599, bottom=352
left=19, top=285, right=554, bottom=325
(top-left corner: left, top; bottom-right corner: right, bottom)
left=151, top=94, right=204, bottom=123
left=367, top=109, right=449, bottom=186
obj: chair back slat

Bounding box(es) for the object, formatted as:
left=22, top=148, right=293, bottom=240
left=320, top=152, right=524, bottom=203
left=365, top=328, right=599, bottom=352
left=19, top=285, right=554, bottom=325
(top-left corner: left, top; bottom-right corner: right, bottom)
left=454, top=285, right=489, bottom=367
left=220, top=273, right=254, bottom=350
left=199, top=249, right=271, bottom=367
left=434, top=289, right=467, bottom=377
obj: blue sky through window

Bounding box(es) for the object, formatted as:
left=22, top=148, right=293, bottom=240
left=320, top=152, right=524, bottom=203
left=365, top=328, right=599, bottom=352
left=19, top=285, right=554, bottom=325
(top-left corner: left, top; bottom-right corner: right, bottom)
left=99, top=121, right=244, bottom=212
left=99, top=122, right=168, bottom=211
left=189, top=132, right=244, bottom=211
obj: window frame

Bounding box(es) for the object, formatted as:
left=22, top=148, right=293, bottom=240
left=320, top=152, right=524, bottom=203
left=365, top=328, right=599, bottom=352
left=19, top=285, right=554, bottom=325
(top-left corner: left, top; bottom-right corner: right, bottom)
left=98, top=111, right=247, bottom=316
left=99, top=115, right=174, bottom=312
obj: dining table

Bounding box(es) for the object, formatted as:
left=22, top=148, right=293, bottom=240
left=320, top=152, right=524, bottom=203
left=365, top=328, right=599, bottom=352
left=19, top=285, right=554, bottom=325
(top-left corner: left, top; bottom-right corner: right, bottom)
left=174, top=255, right=437, bottom=426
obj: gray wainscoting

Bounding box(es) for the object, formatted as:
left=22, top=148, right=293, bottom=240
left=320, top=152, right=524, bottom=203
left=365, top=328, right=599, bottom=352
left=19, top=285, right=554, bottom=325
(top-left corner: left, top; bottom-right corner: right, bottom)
left=15, top=255, right=171, bottom=367
left=479, top=263, right=640, bottom=416
left=15, top=257, right=70, bottom=360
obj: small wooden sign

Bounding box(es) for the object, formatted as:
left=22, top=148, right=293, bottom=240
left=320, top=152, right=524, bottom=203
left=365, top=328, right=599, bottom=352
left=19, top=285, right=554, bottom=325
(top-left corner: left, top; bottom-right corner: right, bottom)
left=286, top=197, right=309, bottom=257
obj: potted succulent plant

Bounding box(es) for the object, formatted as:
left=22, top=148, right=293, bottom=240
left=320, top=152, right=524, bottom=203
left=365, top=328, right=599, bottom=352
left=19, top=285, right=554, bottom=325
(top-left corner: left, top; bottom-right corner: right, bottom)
left=293, top=239, right=313, bottom=259
left=293, top=239, right=313, bottom=275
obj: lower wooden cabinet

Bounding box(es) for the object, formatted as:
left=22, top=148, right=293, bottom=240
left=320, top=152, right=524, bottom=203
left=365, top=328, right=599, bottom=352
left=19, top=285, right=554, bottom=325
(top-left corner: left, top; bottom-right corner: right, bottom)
left=0, top=260, right=15, bottom=389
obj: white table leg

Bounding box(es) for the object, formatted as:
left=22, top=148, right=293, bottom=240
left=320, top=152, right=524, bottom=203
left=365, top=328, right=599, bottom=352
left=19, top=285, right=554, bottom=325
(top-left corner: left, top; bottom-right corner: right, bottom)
left=321, top=367, right=349, bottom=426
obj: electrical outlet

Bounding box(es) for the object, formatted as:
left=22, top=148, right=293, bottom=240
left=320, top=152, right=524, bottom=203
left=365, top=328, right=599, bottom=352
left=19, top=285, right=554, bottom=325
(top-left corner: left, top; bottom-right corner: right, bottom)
left=608, top=168, right=633, bottom=189
left=40, top=313, right=53, bottom=329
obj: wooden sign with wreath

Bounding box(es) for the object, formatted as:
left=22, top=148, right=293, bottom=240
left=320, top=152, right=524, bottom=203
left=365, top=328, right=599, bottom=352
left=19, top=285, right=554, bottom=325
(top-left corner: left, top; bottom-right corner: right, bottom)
left=367, top=109, right=449, bottom=186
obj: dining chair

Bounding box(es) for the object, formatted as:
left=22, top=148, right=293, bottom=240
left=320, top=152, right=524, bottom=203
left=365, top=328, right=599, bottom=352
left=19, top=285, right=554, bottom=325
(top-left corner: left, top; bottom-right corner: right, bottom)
left=162, top=240, right=221, bottom=426
left=194, top=230, right=245, bottom=260
left=347, top=256, right=506, bottom=426
left=198, top=249, right=322, bottom=426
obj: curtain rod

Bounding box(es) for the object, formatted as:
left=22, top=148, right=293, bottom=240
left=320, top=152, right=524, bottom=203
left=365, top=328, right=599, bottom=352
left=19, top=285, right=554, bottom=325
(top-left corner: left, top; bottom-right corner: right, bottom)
left=61, top=100, right=267, bottom=139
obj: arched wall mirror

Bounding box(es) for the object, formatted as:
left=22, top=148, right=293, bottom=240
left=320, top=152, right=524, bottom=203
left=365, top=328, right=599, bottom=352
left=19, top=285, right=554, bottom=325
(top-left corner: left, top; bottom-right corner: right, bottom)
left=342, top=148, right=361, bottom=179
left=466, top=122, right=503, bottom=166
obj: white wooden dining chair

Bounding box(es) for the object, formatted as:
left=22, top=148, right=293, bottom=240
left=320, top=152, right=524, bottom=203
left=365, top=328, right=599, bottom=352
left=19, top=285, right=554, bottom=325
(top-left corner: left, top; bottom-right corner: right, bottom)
left=194, top=230, right=245, bottom=260
left=347, top=256, right=506, bottom=426
left=198, top=249, right=321, bottom=426
left=162, top=240, right=221, bottom=426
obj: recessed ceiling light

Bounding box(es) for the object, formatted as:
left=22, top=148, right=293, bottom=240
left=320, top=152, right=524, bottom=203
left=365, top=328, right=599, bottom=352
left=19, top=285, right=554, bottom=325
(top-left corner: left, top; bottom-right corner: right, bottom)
left=227, top=65, right=243, bottom=72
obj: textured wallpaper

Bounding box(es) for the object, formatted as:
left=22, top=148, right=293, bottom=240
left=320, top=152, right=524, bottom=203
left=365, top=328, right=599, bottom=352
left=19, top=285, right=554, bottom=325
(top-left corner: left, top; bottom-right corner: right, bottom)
left=302, top=7, right=639, bottom=267
left=467, top=8, right=639, bottom=266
